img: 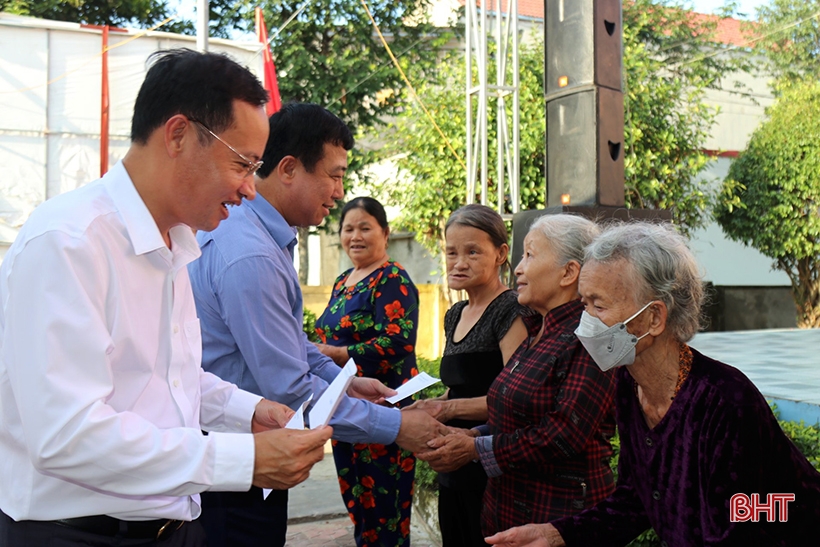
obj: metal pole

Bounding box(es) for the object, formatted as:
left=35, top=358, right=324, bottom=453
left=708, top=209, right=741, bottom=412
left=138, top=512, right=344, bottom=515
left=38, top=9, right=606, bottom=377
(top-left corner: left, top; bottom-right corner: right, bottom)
left=100, top=25, right=109, bottom=177
left=466, top=3, right=474, bottom=203
left=479, top=0, right=488, bottom=206
left=465, top=0, right=519, bottom=213
left=197, top=0, right=209, bottom=52
left=511, top=0, right=520, bottom=213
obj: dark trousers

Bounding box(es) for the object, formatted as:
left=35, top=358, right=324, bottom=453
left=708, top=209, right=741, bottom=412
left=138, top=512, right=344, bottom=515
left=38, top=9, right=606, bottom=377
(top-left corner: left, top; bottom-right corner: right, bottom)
left=438, top=485, right=486, bottom=547
left=0, top=510, right=206, bottom=547
left=199, top=487, right=288, bottom=547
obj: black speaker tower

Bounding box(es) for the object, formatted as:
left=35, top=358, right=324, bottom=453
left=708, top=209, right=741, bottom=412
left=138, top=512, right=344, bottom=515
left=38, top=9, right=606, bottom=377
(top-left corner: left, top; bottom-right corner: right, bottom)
left=544, top=0, right=624, bottom=208
left=509, top=1, right=670, bottom=271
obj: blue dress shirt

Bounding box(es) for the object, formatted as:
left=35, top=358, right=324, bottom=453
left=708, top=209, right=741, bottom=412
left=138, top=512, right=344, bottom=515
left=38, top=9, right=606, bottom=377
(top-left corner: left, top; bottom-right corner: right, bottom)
left=188, top=195, right=401, bottom=444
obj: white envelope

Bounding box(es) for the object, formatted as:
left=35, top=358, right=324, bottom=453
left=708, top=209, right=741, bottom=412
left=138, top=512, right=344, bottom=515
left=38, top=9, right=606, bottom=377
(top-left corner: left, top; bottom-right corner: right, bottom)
left=385, top=372, right=441, bottom=405
left=308, top=358, right=357, bottom=429
left=263, top=395, right=313, bottom=500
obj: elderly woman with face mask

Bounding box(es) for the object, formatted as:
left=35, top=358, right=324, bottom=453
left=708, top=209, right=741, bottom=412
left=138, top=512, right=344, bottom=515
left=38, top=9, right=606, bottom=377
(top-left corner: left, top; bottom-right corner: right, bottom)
left=486, top=222, right=820, bottom=547
left=418, top=214, right=618, bottom=537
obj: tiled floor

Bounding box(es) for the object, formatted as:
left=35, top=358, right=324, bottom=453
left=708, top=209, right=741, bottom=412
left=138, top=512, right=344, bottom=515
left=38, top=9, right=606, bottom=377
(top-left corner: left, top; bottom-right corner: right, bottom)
left=285, top=518, right=355, bottom=547
left=286, top=517, right=438, bottom=547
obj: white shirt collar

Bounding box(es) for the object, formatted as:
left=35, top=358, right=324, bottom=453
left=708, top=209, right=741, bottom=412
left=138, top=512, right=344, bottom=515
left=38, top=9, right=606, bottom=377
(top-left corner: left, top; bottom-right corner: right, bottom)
left=104, top=161, right=200, bottom=267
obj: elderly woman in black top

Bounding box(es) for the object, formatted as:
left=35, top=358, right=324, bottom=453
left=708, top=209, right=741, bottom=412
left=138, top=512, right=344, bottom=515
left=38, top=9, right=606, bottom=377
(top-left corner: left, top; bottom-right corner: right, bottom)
left=406, top=204, right=527, bottom=547
left=418, top=214, right=617, bottom=537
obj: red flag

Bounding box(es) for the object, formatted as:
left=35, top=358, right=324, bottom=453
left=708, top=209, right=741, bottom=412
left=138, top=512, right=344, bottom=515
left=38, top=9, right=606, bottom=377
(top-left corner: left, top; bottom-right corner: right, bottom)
left=255, top=7, right=281, bottom=115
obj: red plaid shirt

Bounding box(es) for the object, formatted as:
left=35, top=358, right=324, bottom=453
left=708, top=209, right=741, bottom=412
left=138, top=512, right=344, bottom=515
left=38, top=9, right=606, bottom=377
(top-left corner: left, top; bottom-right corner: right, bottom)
left=479, top=298, right=617, bottom=535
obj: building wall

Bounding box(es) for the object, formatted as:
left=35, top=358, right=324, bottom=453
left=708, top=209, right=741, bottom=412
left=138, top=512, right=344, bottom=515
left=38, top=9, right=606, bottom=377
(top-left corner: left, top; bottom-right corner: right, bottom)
left=703, top=285, right=797, bottom=331
left=302, top=284, right=448, bottom=359
left=309, top=229, right=449, bottom=358
left=0, top=14, right=265, bottom=255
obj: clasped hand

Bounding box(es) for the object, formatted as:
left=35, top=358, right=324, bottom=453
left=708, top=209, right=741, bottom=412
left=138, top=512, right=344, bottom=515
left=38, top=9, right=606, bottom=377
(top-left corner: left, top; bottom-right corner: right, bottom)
left=415, top=426, right=478, bottom=473
left=402, top=397, right=452, bottom=423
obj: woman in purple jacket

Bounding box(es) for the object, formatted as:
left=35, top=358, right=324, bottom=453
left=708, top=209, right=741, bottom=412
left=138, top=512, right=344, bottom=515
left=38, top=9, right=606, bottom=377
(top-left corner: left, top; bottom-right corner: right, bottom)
left=486, top=222, right=820, bottom=547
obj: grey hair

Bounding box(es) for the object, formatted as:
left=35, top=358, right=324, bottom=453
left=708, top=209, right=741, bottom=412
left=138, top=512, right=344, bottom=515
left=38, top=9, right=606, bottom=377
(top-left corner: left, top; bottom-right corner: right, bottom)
left=528, top=214, right=600, bottom=266
left=584, top=222, right=704, bottom=342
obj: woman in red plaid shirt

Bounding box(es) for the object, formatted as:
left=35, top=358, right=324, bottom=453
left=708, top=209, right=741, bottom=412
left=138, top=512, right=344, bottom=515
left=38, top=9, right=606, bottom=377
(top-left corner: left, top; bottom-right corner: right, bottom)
left=418, top=214, right=618, bottom=537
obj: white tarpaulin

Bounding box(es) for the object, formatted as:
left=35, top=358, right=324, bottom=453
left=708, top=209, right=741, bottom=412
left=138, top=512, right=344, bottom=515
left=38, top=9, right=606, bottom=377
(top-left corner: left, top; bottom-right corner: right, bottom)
left=0, top=13, right=266, bottom=254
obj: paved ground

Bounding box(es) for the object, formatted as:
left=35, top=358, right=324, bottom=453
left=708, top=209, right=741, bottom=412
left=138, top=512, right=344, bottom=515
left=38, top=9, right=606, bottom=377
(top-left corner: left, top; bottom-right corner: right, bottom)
left=691, top=328, right=820, bottom=423
left=286, top=516, right=438, bottom=547
left=286, top=444, right=439, bottom=546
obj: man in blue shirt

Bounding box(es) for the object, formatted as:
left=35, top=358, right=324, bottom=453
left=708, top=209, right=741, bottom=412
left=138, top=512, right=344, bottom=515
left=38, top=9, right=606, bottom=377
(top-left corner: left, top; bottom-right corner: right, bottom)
left=188, top=103, right=447, bottom=547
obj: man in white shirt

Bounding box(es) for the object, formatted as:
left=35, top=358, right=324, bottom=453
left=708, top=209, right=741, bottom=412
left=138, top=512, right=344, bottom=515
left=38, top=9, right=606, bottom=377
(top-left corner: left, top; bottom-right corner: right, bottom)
left=0, top=49, right=332, bottom=547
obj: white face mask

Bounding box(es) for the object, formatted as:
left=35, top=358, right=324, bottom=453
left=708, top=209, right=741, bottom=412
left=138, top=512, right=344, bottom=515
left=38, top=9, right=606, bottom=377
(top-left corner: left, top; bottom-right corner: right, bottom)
left=574, top=301, right=655, bottom=372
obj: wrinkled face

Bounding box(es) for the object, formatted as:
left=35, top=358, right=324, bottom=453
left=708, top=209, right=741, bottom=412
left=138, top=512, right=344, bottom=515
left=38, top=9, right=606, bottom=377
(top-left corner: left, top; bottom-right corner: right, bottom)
left=287, top=142, right=347, bottom=227
left=514, top=230, right=566, bottom=315
left=445, top=224, right=506, bottom=291
left=179, top=100, right=268, bottom=232
left=340, top=208, right=389, bottom=267
left=578, top=258, right=653, bottom=336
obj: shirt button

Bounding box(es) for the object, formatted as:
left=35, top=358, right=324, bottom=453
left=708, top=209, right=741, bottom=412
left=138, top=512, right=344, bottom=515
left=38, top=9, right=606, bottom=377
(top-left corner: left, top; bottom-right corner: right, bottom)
left=645, top=437, right=653, bottom=447
left=173, top=379, right=180, bottom=388
left=652, top=490, right=661, bottom=500
left=173, top=325, right=179, bottom=334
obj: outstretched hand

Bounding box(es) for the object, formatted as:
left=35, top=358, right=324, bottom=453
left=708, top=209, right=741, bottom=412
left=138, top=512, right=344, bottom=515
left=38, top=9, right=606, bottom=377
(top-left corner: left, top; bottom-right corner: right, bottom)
left=314, top=342, right=349, bottom=365
left=402, top=398, right=451, bottom=422
left=347, top=377, right=397, bottom=404
left=484, top=523, right=564, bottom=547
left=251, top=399, right=295, bottom=432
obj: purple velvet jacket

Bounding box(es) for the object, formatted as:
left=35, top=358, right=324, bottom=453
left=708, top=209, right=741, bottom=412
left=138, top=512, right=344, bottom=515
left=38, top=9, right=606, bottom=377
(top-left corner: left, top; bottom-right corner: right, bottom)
left=552, top=348, right=820, bottom=546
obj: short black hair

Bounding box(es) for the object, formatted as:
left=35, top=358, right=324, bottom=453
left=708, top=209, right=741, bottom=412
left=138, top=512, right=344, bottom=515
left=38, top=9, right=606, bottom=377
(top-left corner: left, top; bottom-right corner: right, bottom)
left=256, top=103, right=354, bottom=178
left=340, top=197, right=389, bottom=232
left=130, top=48, right=268, bottom=144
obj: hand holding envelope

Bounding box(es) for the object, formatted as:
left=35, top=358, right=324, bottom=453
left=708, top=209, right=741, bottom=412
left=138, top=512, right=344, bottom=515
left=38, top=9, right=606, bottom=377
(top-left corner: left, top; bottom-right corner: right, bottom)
left=263, top=359, right=359, bottom=500
left=263, top=359, right=446, bottom=497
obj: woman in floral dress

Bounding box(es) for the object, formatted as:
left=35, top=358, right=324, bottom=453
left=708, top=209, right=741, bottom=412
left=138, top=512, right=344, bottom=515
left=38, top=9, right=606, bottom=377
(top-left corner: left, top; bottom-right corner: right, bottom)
left=315, top=197, right=419, bottom=546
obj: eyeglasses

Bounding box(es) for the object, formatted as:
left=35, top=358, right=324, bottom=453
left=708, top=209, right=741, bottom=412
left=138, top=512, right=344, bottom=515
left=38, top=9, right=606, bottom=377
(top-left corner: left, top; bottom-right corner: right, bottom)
left=190, top=119, right=263, bottom=178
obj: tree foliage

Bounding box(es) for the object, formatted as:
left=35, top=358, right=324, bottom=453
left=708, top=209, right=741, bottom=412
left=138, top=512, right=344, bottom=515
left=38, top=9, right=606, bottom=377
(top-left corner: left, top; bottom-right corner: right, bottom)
left=0, top=0, right=190, bottom=33
left=216, top=0, right=448, bottom=135
left=755, top=0, right=820, bottom=88
left=714, top=81, right=820, bottom=328
left=378, top=0, right=749, bottom=265
left=374, top=36, right=546, bottom=262
left=621, top=0, right=748, bottom=232
left=246, top=0, right=448, bottom=282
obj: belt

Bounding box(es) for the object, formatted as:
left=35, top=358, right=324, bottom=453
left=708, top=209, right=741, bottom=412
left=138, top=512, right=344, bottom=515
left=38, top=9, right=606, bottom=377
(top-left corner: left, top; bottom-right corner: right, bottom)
left=53, top=515, right=185, bottom=540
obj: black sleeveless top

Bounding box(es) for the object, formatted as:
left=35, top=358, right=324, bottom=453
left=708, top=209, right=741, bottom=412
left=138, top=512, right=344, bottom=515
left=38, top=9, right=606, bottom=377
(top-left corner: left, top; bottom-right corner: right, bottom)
left=439, top=289, right=526, bottom=490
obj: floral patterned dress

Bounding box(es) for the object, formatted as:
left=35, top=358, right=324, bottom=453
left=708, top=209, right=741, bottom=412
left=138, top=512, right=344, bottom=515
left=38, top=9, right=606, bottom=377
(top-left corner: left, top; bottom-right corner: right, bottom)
left=315, top=260, right=419, bottom=546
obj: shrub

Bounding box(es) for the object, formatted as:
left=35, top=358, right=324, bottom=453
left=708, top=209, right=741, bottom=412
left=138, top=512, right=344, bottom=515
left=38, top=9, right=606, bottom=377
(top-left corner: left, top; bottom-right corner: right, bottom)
left=303, top=309, right=320, bottom=343
left=413, top=357, right=445, bottom=492
left=416, top=357, right=446, bottom=399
